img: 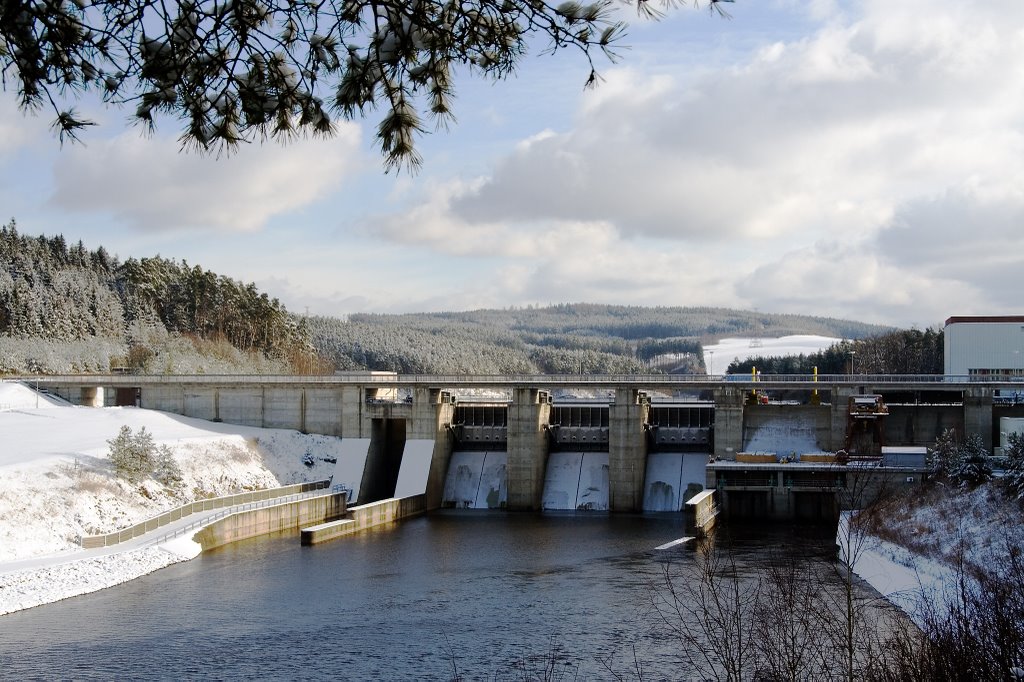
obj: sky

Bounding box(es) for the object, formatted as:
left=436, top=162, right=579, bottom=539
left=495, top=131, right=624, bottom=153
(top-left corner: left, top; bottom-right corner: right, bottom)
left=2, top=0, right=1023, bottom=329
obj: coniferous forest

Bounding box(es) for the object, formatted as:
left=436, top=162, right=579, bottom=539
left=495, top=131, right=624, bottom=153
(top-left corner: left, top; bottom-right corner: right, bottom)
left=0, top=221, right=303, bottom=373
left=1, top=222, right=910, bottom=375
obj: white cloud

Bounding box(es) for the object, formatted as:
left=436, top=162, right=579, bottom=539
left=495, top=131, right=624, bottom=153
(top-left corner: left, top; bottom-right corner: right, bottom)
left=0, top=96, right=50, bottom=159
left=451, top=0, right=1024, bottom=244
left=351, top=0, right=1024, bottom=325
left=49, top=124, right=365, bottom=232
left=734, top=242, right=981, bottom=326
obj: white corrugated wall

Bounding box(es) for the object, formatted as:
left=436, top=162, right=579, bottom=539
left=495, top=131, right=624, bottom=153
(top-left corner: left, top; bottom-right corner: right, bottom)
left=944, top=321, right=1024, bottom=375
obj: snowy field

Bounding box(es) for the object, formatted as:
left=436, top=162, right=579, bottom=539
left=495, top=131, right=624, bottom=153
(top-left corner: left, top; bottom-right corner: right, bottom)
left=703, top=335, right=840, bottom=373
left=0, top=380, right=341, bottom=615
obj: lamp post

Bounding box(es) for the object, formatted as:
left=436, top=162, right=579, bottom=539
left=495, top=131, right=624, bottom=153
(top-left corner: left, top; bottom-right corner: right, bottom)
left=708, top=350, right=714, bottom=377
left=850, top=350, right=856, bottom=376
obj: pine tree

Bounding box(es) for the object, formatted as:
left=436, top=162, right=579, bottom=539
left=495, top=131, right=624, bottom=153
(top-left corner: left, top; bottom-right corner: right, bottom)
left=932, top=428, right=961, bottom=479
left=108, top=425, right=156, bottom=483
left=153, top=445, right=183, bottom=487
left=951, top=433, right=993, bottom=487
left=1003, top=433, right=1024, bottom=501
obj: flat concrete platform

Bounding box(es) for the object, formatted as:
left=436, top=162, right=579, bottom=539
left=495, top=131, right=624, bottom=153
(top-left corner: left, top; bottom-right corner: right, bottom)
left=300, top=518, right=356, bottom=545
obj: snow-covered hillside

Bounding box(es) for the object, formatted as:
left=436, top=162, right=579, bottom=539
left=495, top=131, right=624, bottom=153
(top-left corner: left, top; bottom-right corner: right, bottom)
left=848, top=480, right=1024, bottom=629
left=0, top=381, right=341, bottom=562
left=0, top=380, right=343, bottom=614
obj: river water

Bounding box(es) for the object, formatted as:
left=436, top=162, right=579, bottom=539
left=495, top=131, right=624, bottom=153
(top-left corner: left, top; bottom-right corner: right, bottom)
left=0, top=513, right=846, bottom=680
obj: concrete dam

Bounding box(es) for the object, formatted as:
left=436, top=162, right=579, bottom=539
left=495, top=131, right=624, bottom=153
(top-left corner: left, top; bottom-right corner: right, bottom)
left=33, top=373, right=1024, bottom=519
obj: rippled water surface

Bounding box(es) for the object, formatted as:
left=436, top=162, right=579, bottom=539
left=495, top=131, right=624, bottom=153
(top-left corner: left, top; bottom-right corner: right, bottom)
left=0, top=513, right=840, bottom=680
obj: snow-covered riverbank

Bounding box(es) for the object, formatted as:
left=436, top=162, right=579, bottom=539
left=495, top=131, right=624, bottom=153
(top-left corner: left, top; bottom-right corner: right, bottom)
left=0, top=381, right=341, bottom=615
left=846, top=481, right=1024, bottom=628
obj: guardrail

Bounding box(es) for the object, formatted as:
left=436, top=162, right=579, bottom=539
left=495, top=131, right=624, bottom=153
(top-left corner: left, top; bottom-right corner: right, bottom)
left=716, top=477, right=778, bottom=488
left=7, top=373, right=1024, bottom=390
left=79, top=480, right=331, bottom=548
left=150, top=486, right=343, bottom=546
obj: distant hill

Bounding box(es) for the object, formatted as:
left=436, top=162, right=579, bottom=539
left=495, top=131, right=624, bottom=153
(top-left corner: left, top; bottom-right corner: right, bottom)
left=0, top=222, right=896, bottom=376
left=309, top=304, right=891, bottom=375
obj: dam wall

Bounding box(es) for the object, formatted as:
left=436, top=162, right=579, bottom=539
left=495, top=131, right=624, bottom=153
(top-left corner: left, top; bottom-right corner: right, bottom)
left=36, top=375, right=1005, bottom=518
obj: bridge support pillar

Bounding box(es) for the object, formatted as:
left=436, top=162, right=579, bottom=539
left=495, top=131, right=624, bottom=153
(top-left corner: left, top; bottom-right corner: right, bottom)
left=339, top=386, right=366, bottom=438
left=830, top=387, right=858, bottom=451
left=407, top=388, right=456, bottom=511
left=712, top=387, right=744, bottom=460
left=964, top=387, right=995, bottom=452
left=80, top=386, right=104, bottom=407
left=507, top=388, right=551, bottom=511
left=609, top=388, right=649, bottom=512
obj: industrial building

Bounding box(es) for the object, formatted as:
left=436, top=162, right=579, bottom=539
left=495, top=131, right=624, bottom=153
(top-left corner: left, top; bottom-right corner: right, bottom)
left=944, top=315, right=1024, bottom=378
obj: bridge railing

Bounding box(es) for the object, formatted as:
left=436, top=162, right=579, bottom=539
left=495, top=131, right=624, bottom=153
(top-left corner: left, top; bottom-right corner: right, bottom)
left=7, top=373, right=1024, bottom=389
left=79, top=479, right=331, bottom=548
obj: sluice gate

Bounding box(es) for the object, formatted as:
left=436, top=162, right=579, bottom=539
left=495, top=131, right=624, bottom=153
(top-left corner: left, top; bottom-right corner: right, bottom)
left=541, top=452, right=609, bottom=511
left=643, top=404, right=714, bottom=512
left=441, top=451, right=508, bottom=509
left=442, top=402, right=511, bottom=509
left=541, top=404, right=610, bottom=511
left=642, top=452, right=708, bottom=512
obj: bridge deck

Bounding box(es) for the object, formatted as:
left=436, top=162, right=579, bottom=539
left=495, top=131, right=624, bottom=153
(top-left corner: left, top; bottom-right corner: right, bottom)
left=8, top=373, right=1023, bottom=391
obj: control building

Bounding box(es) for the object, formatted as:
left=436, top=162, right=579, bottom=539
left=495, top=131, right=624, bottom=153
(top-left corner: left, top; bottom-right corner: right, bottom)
left=944, top=316, right=1024, bottom=378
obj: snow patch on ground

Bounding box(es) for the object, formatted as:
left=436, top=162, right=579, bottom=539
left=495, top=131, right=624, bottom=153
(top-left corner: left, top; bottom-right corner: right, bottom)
left=704, top=335, right=840, bottom=371
left=0, top=380, right=342, bottom=615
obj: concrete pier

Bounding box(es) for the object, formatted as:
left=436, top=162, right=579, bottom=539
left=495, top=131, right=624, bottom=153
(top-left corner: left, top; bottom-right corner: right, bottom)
left=712, top=386, right=744, bottom=460
left=506, top=388, right=551, bottom=511
left=964, top=388, right=995, bottom=451
left=608, top=388, right=649, bottom=512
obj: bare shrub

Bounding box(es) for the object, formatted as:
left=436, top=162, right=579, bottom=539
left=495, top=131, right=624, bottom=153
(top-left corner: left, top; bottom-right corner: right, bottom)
left=652, top=536, right=763, bottom=681
left=753, top=556, right=829, bottom=681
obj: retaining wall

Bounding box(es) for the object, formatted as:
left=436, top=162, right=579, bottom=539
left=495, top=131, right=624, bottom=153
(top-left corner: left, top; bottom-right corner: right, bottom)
left=194, top=492, right=348, bottom=550
left=300, top=495, right=427, bottom=545
left=81, top=481, right=331, bottom=548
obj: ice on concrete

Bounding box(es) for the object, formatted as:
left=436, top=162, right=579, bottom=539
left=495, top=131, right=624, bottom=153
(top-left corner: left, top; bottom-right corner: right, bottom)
left=743, top=414, right=822, bottom=455
left=541, top=452, right=609, bottom=511
left=329, top=438, right=371, bottom=502
left=442, top=451, right=507, bottom=509
left=643, top=452, right=709, bottom=512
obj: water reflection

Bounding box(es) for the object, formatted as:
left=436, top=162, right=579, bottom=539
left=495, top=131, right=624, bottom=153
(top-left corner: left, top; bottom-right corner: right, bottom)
left=0, top=513, right=853, bottom=680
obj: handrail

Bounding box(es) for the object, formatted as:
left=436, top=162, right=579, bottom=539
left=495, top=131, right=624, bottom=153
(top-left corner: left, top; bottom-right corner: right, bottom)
left=79, top=479, right=331, bottom=548
left=151, top=486, right=338, bottom=546
left=6, top=373, right=1024, bottom=389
